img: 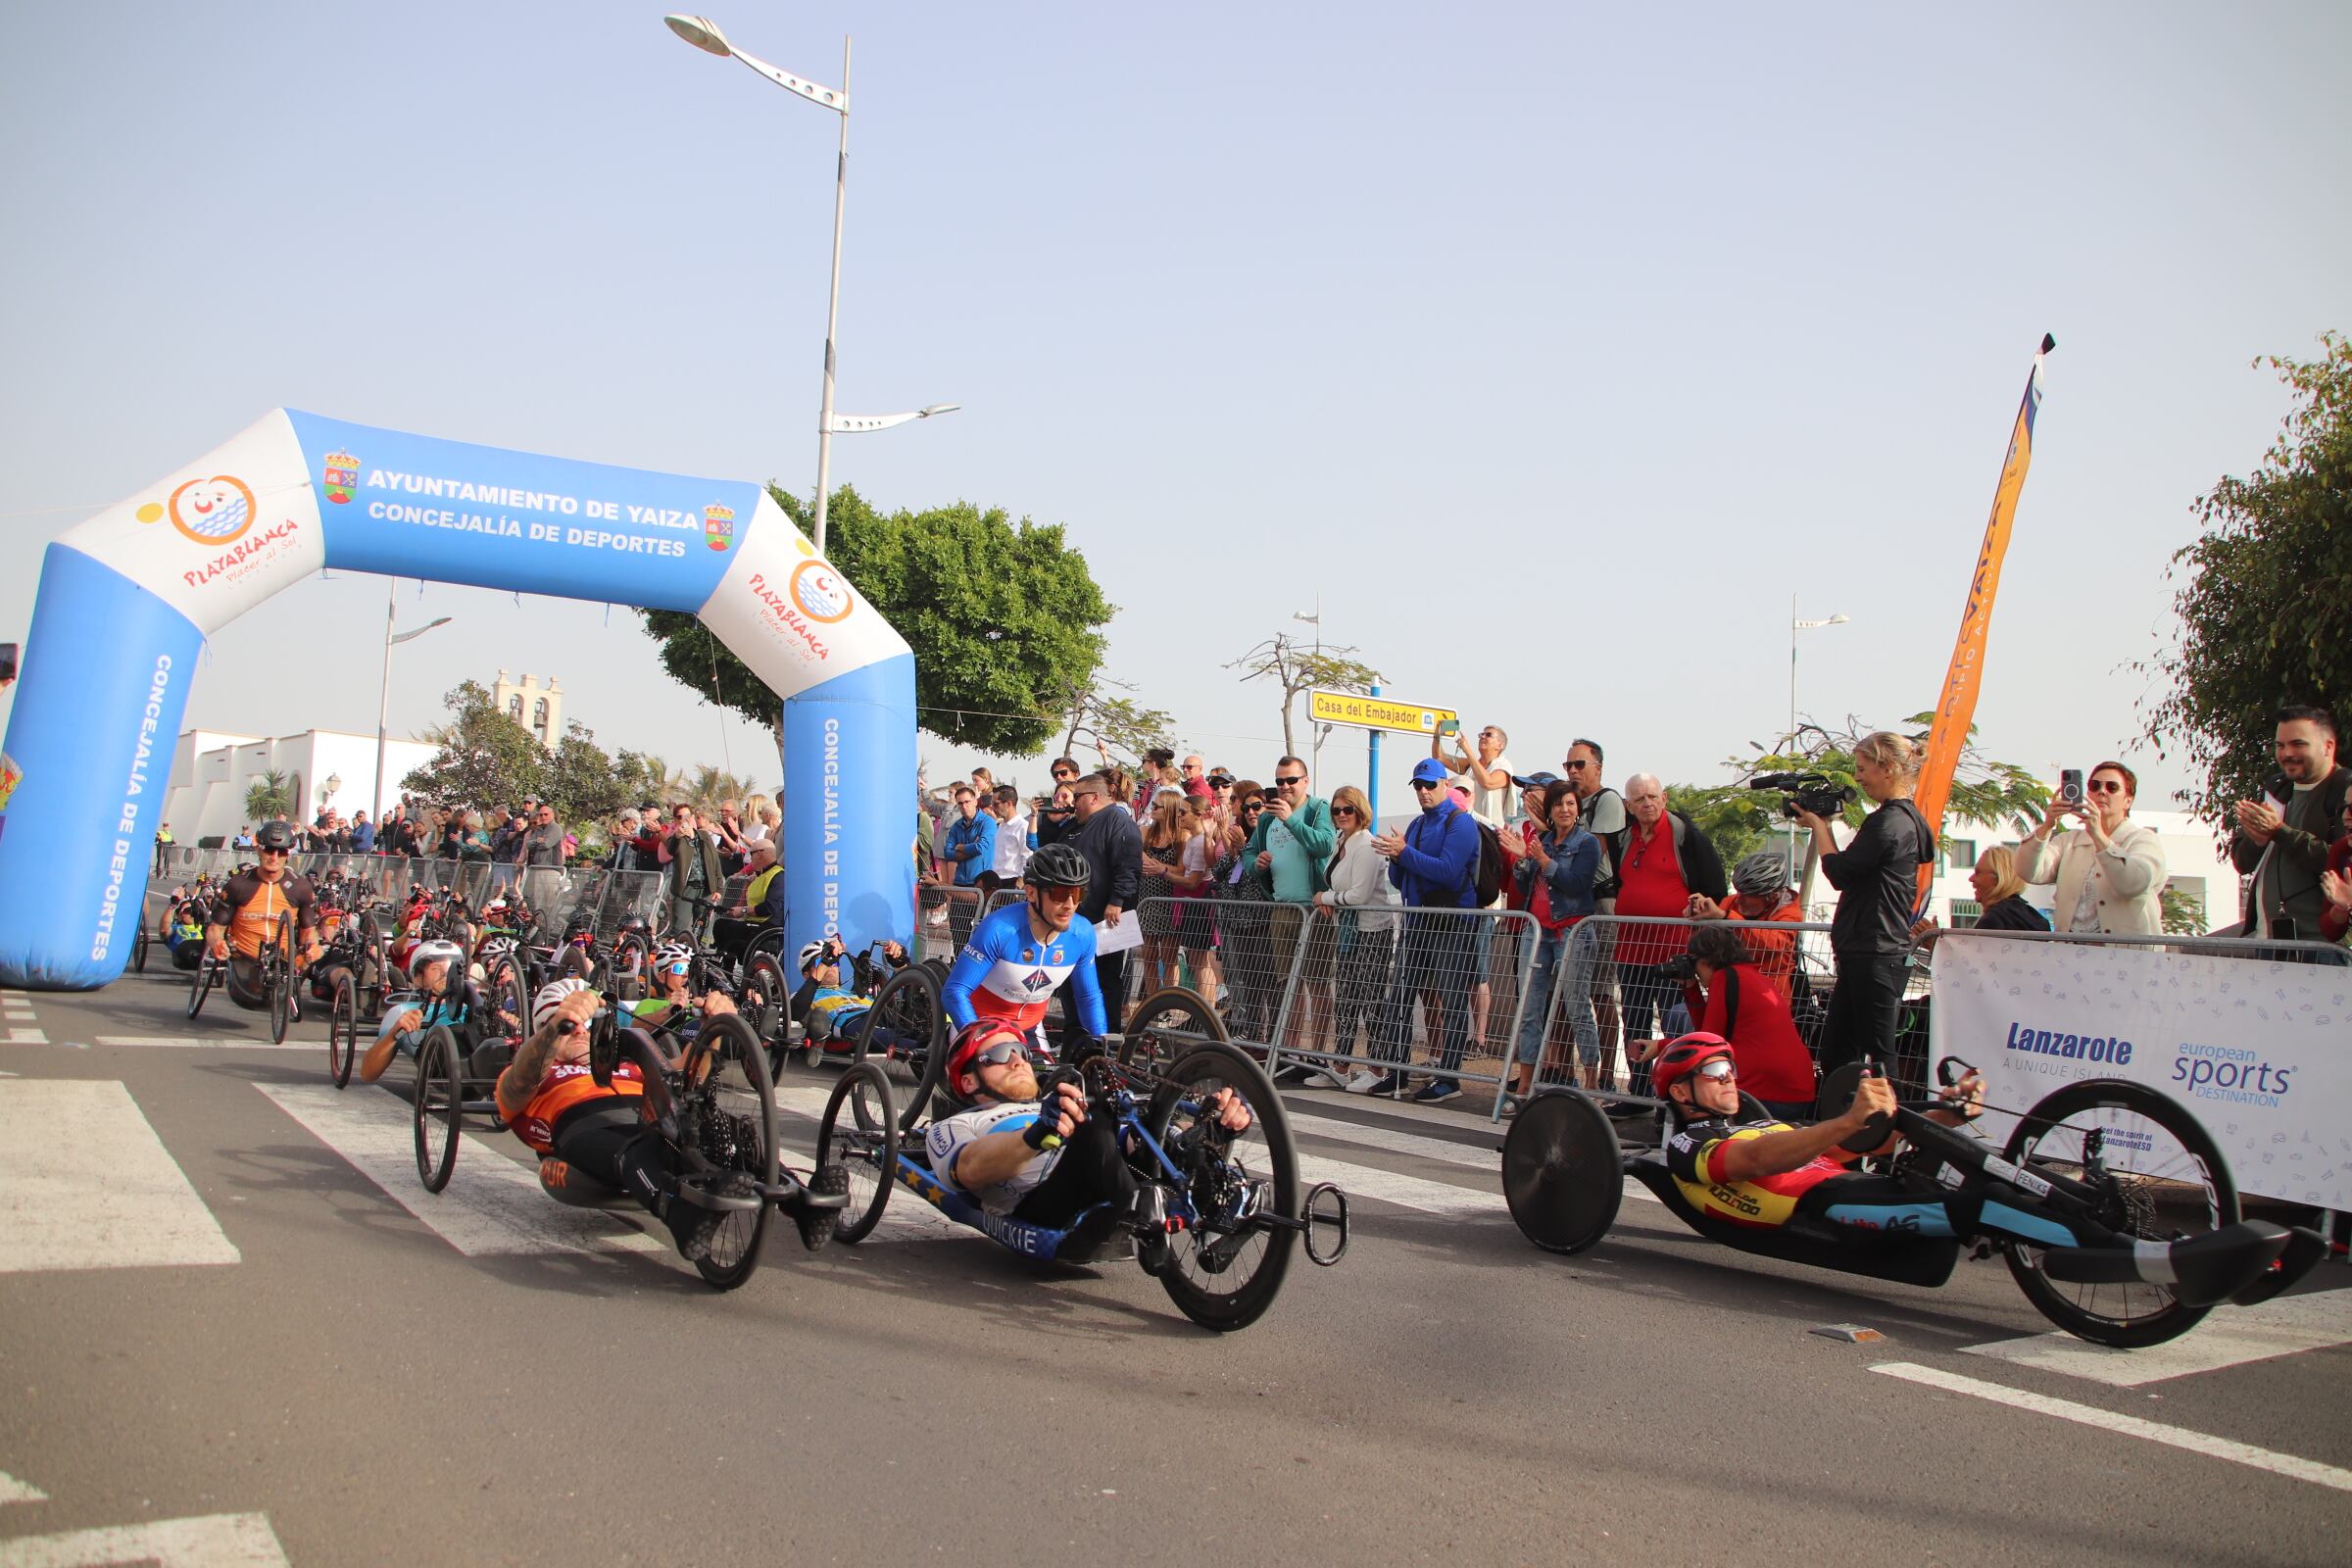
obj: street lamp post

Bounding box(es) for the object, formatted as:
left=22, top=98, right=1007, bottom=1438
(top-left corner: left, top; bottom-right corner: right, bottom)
left=1788, top=596, right=1850, bottom=888
left=371, top=580, right=453, bottom=827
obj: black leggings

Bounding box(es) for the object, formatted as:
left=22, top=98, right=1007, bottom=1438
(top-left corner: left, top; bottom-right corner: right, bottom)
left=1820, top=951, right=1906, bottom=1076
left=550, top=1102, right=693, bottom=1245
left=1011, top=1112, right=1136, bottom=1230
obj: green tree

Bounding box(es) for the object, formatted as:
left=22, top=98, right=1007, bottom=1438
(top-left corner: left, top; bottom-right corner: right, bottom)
left=640, top=483, right=1117, bottom=755
left=401, top=680, right=550, bottom=811
left=542, top=720, right=631, bottom=829
left=1671, top=715, right=2050, bottom=871
left=243, top=769, right=293, bottom=821
left=1225, top=635, right=1384, bottom=759
left=2135, top=331, right=2351, bottom=825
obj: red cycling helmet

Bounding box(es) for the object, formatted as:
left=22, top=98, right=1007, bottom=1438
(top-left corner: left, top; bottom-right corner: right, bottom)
left=1649, top=1033, right=1735, bottom=1102
left=944, top=1019, right=1031, bottom=1100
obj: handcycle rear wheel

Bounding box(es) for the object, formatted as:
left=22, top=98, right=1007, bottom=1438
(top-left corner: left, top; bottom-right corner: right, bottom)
left=327, top=972, right=358, bottom=1090
left=854, top=964, right=945, bottom=1137
left=677, top=1013, right=778, bottom=1290
left=413, top=1026, right=463, bottom=1194
left=1502, top=1089, right=1624, bottom=1255
left=817, top=1061, right=898, bottom=1245
left=2001, top=1077, right=2237, bottom=1348
left=1145, top=1041, right=1299, bottom=1332
left=1121, top=987, right=1228, bottom=1072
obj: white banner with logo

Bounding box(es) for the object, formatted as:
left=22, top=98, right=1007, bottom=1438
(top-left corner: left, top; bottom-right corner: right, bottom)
left=1930, top=933, right=2352, bottom=1209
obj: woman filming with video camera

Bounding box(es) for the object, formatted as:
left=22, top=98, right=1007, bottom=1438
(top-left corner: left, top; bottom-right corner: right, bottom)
left=1790, top=732, right=1936, bottom=1077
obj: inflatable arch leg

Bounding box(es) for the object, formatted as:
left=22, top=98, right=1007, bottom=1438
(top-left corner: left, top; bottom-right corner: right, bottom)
left=0, top=410, right=915, bottom=991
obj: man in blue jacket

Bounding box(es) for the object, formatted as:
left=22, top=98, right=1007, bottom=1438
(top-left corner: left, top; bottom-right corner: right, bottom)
left=1370, top=756, right=1483, bottom=1102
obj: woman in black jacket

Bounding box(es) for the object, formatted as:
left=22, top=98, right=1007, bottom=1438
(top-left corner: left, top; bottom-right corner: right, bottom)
left=1795, top=732, right=1936, bottom=1075
left=1911, top=843, right=2050, bottom=944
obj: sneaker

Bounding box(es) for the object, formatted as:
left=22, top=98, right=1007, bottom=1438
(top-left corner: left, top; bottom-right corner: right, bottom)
left=1300, top=1071, right=1341, bottom=1090
left=1358, top=1071, right=1404, bottom=1098
left=1410, top=1079, right=1461, bottom=1104
left=358, top=1030, right=402, bottom=1084
left=1343, top=1068, right=1384, bottom=1094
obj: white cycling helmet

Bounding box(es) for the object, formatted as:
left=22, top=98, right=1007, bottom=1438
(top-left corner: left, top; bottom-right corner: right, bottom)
left=532, top=976, right=596, bottom=1034
left=799, top=938, right=833, bottom=974
left=653, top=940, right=695, bottom=976
left=410, top=939, right=464, bottom=986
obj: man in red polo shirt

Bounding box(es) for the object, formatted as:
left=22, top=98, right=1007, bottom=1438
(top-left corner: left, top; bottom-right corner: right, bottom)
left=1613, top=775, right=1727, bottom=1092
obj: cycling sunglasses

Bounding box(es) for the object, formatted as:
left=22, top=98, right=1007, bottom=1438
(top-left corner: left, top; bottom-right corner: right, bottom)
left=1694, top=1057, right=1738, bottom=1081
left=662, top=959, right=691, bottom=977
left=970, top=1040, right=1028, bottom=1069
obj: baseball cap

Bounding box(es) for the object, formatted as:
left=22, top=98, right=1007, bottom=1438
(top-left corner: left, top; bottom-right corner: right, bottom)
left=1409, top=757, right=1449, bottom=786
left=1206, top=769, right=1234, bottom=787
left=1510, top=769, right=1561, bottom=791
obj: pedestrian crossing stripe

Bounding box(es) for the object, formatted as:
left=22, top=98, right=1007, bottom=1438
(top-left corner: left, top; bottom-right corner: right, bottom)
left=0, top=1080, right=240, bottom=1272
left=0, top=1511, right=289, bottom=1566
left=1962, top=1288, right=2352, bottom=1386
left=0, top=1473, right=45, bottom=1505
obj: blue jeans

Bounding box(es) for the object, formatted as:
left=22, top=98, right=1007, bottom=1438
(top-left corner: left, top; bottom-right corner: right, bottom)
left=1514, top=930, right=1564, bottom=1066
left=1379, top=914, right=1471, bottom=1078
left=1517, top=927, right=1601, bottom=1069
left=1556, top=926, right=1601, bottom=1067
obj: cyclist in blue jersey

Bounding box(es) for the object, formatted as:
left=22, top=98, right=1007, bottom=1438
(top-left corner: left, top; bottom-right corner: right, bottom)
left=940, top=843, right=1107, bottom=1065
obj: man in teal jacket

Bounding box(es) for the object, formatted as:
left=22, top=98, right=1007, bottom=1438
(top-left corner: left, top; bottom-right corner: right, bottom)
left=1244, top=756, right=1336, bottom=1070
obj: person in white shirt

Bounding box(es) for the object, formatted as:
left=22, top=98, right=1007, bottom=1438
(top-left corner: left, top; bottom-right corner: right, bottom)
left=2015, top=760, right=2168, bottom=935
left=1434, top=722, right=1516, bottom=829
left=985, top=784, right=1032, bottom=893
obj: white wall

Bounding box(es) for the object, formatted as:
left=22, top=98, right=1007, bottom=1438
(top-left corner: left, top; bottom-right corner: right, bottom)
left=163, top=729, right=435, bottom=843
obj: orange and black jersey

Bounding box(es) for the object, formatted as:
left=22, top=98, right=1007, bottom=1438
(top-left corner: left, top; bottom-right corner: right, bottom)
left=210, top=869, right=318, bottom=959
left=1664, top=1116, right=1846, bottom=1229
left=507, top=1061, right=648, bottom=1154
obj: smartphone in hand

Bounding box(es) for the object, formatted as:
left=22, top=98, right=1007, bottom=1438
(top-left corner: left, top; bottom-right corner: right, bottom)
left=2058, top=768, right=2083, bottom=807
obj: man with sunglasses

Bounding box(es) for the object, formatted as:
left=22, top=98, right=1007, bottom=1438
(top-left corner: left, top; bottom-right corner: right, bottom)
left=1434, top=722, right=1517, bottom=830
left=1652, top=1034, right=1982, bottom=1231
left=1369, top=757, right=1482, bottom=1101
left=942, top=842, right=1108, bottom=1064
left=204, top=819, right=324, bottom=1011
left=1035, top=758, right=1085, bottom=848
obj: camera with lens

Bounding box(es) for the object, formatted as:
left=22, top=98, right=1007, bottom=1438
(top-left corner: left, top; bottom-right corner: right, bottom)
left=1658, top=953, right=1699, bottom=985
left=1748, top=770, right=1857, bottom=821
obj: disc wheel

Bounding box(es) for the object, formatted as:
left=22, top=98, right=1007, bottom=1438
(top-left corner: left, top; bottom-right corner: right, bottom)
left=2001, top=1077, right=2237, bottom=1348
left=413, top=1026, right=463, bottom=1193
left=854, top=964, right=945, bottom=1137
left=327, top=972, right=358, bottom=1090
left=678, top=1014, right=778, bottom=1290
left=1145, top=1042, right=1299, bottom=1332
left=816, top=1061, right=899, bottom=1245
left=1502, top=1089, right=1624, bottom=1254
left=1120, top=987, right=1228, bottom=1072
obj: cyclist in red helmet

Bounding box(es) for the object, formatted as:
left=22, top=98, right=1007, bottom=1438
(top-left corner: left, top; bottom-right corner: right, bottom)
left=923, top=1019, right=1252, bottom=1244
left=1653, top=1033, right=1984, bottom=1231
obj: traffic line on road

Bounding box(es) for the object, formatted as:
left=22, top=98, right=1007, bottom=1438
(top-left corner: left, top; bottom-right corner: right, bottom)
left=1870, top=1361, right=2352, bottom=1493
left=1961, top=1289, right=2352, bottom=1386
left=0, top=1511, right=289, bottom=1566
left=91, top=1036, right=313, bottom=1052
left=256, top=1083, right=662, bottom=1258
left=0, top=1474, right=46, bottom=1505
left=0, top=1080, right=240, bottom=1272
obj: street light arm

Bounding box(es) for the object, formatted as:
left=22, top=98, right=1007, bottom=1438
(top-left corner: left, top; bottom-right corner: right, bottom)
left=729, top=46, right=847, bottom=112
left=824, top=404, right=960, bottom=434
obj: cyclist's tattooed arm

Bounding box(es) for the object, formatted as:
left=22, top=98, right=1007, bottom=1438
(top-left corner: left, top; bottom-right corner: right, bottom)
left=495, top=1020, right=564, bottom=1120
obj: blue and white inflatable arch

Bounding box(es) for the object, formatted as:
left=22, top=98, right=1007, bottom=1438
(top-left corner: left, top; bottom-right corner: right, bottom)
left=0, top=409, right=915, bottom=991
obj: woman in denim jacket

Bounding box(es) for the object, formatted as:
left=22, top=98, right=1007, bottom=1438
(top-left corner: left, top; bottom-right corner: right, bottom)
left=1508, top=782, right=1602, bottom=1104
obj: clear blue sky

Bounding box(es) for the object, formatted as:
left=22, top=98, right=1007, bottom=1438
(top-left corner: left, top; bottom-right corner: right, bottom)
left=3, top=2, right=2346, bottom=822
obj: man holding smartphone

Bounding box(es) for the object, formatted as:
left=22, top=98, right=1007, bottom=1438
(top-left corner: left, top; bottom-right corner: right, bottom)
left=1433, top=720, right=1516, bottom=829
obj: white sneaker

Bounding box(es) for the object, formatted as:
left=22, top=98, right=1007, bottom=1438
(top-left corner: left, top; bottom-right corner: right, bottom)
left=1343, top=1068, right=1383, bottom=1094
left=1301, top=1071, right=1340, bottom=1090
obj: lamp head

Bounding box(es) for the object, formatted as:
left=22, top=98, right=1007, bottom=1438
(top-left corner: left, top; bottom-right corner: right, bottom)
left=664, top=14, right=734, bottom=57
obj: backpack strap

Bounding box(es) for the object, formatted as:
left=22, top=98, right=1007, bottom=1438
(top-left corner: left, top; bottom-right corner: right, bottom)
left=1722, top=963, right=1740, bottom=1039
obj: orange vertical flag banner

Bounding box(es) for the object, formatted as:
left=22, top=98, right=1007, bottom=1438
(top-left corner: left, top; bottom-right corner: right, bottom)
left=1913, top=335, right=2054, bottom=906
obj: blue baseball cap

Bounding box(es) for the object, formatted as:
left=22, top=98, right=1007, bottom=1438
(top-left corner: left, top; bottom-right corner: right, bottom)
left=1410, top=758, right=1449, bottom=786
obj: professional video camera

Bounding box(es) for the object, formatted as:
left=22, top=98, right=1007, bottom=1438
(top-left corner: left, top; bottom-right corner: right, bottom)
left=1748, top=770, right=1856, bottom=821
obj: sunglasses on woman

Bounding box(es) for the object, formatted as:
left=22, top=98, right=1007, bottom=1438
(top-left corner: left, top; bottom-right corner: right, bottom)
left=1332, top=806, right=1356, bottom=818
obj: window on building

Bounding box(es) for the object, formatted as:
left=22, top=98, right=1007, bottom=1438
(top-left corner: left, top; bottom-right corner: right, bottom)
left=1946, top=838, right=1977, bottom=871
left=1949, top=898, right=1984, bottom=930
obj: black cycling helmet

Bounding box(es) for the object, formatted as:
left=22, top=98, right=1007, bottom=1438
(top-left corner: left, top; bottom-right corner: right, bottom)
left=254, top=820, right=296, bottom=853
left=1026, top=843, right=1092, bottom=889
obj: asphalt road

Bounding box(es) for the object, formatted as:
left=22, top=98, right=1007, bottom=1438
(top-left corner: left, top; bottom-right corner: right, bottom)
left=3, top=970, right=2348, bottom=1566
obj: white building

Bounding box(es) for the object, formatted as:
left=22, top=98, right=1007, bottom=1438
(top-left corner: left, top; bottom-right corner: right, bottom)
left=160, top=728, right=436, bottom=845
left=490, top=670, right=564, bottom=750
left=1919, top=808, right=2236, bottom=933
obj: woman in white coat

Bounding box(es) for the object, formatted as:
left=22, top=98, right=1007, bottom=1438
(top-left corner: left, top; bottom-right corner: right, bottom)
left=2015, top=760, right=2169, bottom=935
left=1312, top=785, right=1401, bottom=1092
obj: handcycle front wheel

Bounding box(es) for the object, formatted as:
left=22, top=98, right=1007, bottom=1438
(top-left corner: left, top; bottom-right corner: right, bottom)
left=1502, top=1088, right=1624, bottom=1255
left=133, top=922, right=151, bottom=974
left=265, top=911, right=295, bottom=1045
left=2001, top=1077, right=2237, bottom=1348
left=854, top=964, right=945, bottom=1137
left=413, top=1025, right=463, bottom=1193
left=1121, top=986, right=1229, bottom=1072
left=676, top=1013, right=778, bottom=1289
left=1145, top=1040, right=1300, bottom=1333
left=817, top=1062, right=899, bottom=1245
left=186, top=951, right=217, bottom=1019
left=326, top=972, right=358, bottom=1089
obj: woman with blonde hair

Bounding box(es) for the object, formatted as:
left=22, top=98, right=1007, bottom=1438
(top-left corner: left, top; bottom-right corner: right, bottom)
left=1314, top=784, right=1399, bottom=1090
left=740, top=793, right=776, bottom=849
left=1794, top=730, right=1936, bottom=1074
left=1911, top=842, right=2051, bottom=945
left=1137, top=788, right=1189, bottom=994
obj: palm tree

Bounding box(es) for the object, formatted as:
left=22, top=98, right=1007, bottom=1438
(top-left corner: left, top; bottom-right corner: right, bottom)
left=244, top=769, right=293, bottom=821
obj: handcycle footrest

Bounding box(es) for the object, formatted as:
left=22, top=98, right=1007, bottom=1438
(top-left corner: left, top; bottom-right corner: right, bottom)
left=672, top=1173, right=767, bottom=1213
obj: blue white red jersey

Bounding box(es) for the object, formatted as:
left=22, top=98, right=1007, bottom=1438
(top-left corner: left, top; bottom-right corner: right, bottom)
left=941, top=902, right=1106, bottom=1039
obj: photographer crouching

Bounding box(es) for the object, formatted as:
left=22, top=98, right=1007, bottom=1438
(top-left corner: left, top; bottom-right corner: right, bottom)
left=1789, top=732, right=1935, bottom=1077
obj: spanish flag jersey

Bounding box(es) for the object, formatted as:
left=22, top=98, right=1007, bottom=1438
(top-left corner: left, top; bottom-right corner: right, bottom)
left=508, top=1060, right=646, bottom=1154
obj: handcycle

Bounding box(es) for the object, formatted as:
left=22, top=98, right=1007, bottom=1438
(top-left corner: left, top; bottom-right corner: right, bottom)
left=315, top=885, right=405, bottom=1089
left=1501, top=1055, right=2328, bottom=1348
left=185, top=910, right=300, bottom=1044
left=410, top=993, right=878, bottom=1292
left=820, top=984, right=1349, bottom=1332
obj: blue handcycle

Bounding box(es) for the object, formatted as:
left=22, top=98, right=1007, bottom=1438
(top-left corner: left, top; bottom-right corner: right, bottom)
left=820, top=990, right=1349, bottom=1332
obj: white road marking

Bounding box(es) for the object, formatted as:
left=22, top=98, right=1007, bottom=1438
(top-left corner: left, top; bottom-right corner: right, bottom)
left=91, top=1037, right=313, bottom=1052
left=255, top=1083, right=662, bottom=1258
left=1962, top=1289, right=2352, bottom=1386
left=0, top=1031, right=48, bottom=1045
left=1871, top=1361, right=2352, bottom=1493
left=0, top=1511, right=289, bottom=1566
left=0, top=1474, right=46, bottom=1505
left=0, top=1080, right=239, bottom=1272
